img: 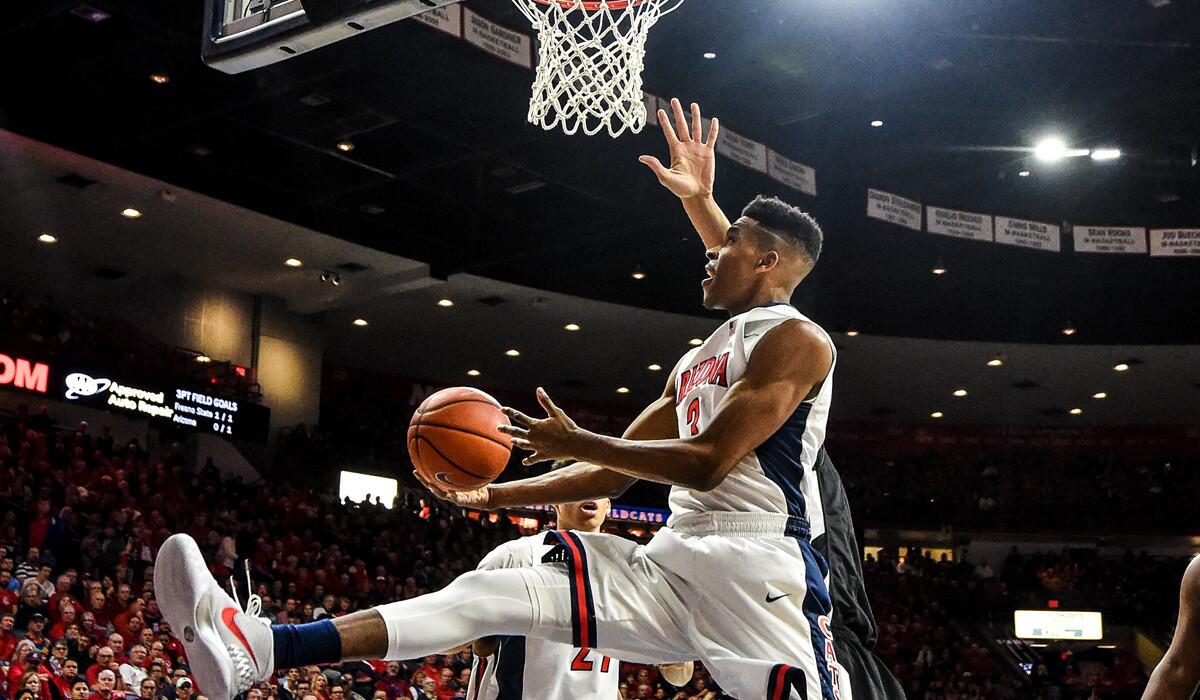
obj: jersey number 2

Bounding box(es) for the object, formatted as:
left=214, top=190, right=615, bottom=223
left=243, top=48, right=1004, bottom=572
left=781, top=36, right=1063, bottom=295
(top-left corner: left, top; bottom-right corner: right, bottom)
left=571, top=648, right=612, bottom=673
left=686, top=398, right=701, bottom=436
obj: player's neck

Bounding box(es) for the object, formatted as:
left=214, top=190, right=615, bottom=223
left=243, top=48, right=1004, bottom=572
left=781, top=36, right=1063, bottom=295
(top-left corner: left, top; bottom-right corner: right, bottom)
left=726, top=290, right=793, bottom=317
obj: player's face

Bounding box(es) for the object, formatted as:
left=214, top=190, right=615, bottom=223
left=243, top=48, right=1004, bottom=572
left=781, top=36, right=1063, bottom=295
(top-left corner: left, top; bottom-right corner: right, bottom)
left=554, top=498, right=611, bottom=533
left=702, top=218, right=769, bottom=312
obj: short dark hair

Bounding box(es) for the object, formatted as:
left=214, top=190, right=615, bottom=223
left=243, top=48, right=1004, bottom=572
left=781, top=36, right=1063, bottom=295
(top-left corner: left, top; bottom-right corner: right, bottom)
left=741, top=196, right=823, bottom=264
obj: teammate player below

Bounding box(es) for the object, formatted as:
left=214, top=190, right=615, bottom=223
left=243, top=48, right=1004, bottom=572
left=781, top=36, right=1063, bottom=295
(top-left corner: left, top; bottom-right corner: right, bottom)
left=466, top=489, right=692, bottom=700
left=155, top=100, right=844, bottom=700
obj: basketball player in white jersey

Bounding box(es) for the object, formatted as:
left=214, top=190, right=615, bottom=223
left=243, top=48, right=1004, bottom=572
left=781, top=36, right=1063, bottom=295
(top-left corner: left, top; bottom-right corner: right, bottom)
left=465, top=489, right=693, bottom=700
left=153, top=99, right=848, bottom=700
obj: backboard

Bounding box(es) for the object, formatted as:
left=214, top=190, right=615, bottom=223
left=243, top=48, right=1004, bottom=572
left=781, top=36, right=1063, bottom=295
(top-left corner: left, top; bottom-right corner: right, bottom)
left=202, top=0, right=463, bottom=74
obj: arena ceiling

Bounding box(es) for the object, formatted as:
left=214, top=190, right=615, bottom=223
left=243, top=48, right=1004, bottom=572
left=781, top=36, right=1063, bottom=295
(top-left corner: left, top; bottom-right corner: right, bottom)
left=3, top=131, right=1197, bottom=426
left=2, top=0, right=1199, bottom=344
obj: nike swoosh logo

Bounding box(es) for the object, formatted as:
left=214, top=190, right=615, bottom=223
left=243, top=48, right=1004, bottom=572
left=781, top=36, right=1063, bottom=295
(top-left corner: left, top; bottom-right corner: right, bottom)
left=765, top=593, right=791, bottom=603
left=221, top=607, right=259, bottom=667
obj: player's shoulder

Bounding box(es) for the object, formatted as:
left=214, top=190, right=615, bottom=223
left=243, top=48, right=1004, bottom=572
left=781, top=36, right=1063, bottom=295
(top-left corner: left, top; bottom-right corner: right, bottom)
left=1182, top=555, right=1200, bottom=602
left=476, top=533, right=544, bottom=571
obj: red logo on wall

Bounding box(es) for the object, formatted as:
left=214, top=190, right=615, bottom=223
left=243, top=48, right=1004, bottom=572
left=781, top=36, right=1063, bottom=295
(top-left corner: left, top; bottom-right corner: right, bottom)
left=0, top=353, right=51, bottom=394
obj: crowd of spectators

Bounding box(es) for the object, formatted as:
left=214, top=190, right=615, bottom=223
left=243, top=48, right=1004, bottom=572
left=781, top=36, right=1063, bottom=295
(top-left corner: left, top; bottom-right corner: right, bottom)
left=0, top=405, right=731, bottom=700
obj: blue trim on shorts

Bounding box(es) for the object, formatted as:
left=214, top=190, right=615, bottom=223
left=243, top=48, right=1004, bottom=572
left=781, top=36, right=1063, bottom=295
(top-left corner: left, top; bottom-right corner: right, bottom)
left=799, top=541, right=836, bottom=700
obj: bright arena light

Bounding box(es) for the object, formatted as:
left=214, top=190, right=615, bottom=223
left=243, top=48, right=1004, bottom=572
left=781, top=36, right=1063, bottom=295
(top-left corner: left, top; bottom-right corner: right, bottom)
left=1091, top=148, right=1122, bottom=161
left=339, top=470, right=398, bottom=509
left=870, top=120, right=884, bottom=128
left=1033, top=137, right=1068, bottom=163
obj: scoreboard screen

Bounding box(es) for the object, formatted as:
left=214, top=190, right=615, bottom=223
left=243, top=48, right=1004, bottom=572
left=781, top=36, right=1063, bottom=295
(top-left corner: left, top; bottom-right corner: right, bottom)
left=1014, top=610, right=1104, bottom=640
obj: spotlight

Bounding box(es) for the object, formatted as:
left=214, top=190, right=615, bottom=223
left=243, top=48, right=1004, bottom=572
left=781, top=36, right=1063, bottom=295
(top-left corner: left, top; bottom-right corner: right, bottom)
left=1018, top=170, right=1031, bottom=177
left=336, top=141, right=355, bottom=153
left=467, top=369, right=481, bottom=377
left=284, top=258, right=303, bottom=267
left=1091, top=148, right=1121, bottom=161
left=953, top=389, right=968, bottom=397
left=1069, top=407, right=1083, bottom=415
left=1034, top=137, right=1067, bottom=163
left=688, top=338, right=703, bottom=346
left=647, top=364, right=662, bottom=371
left=931, top=259, right=947, bottom=275
left=121, top=207, right=142, bottom=218
left=616, top=387, right=631, bottom=394
left=37, top=233, right=58, bottom=244
left=195, top=355, right=211, bottom=363
left=149, top=73, right=170, bottom=85
left=1061, top=324, right=1077, bottom=336
left=437, top=299, right=454, bottom=308
left=1092, top=392, right=1107, bottom=400
left=352, top=318, right=368, bottom=327
left=986, top=357, right=1004, bottom=367
left=870, top=120, right=884, bottom=128
left=930, top=411, right=944, bottom=419
left=505, top=349, right=521, bottom=357
left=846, top=330, right=860, bottom=337
left=1113, top=363, right=1130, bottom=372
left=702, top=52, right=717, bottom=60
left=563, top=323, right=581, bottom=331
left=631, top=266, right=647, bottom=280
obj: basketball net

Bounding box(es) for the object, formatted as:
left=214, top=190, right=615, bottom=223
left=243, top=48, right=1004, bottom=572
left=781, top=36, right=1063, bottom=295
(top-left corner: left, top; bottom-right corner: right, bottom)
left=512, top=0, right=685, bottom=138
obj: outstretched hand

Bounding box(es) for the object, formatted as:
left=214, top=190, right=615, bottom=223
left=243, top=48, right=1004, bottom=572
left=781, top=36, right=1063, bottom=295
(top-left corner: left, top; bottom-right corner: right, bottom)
left=413, top=469, right=493, bottom=510
left=639, top=98, right=720, bottom=199
left=499, top=387, right=588, bottom=467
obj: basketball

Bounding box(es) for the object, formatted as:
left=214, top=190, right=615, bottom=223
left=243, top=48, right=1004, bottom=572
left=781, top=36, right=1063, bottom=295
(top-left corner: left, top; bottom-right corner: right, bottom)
left=407, top=387, right=512, bottom=491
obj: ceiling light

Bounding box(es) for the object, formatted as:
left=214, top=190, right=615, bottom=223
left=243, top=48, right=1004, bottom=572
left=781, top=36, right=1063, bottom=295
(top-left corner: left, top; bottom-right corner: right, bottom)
left=1018, top=170, right=1031, bottom=177
left=1113, top=363, right=1129, bottom=372
left=437, top=299, right=454, bottom=307
left=352, top=318, right=368, bottom=327
left=121, top=207, right=142, bottom=218
left=505, top=349, right=521, bottom=357
left=702, top=52, right=717, bottom=60
left=563, top=323, right=581, bottom=331
left=336, top=141, right=355, bottom=153
left=1092, top=392, right=1107, bottom=400
left=647, top=364, right=662, bottom=371
left=467, top=369, right=481, bottom=377
left=616, top=387, right=631, bottom=394
left=149, top=73, right=169, bottom=85
left=1033, top=137, right=1067, bottom=163
left=1091, top=148, right=1121, bottom=161
left=986, top=357, right=1004, bottom=367
left=870, top=120, right=884, bottom=128
left=1069, top=407, right=1083, bottom=415
left=195, top=355, right=211, bottom=363
left=930, top=411, right=944, bottom=419
left=953, top=389, right=968, bottom=397
left=688, top=338, right=703, bottom=346
left=631, top=266, right=646, bottom=280
left=284, top=258, right=303, bottom=267
left=846, top=330, right=859, bottom=337
left=1061, top=324, right=1077, bottom=336
left=931, top=260, right=947, bottom=275
left=37, top=233, right=58, bottom=244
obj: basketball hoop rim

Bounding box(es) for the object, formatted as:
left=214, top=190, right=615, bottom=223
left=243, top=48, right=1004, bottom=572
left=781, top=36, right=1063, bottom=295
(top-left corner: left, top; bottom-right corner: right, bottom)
left=530, top=0, right=646, bottom=10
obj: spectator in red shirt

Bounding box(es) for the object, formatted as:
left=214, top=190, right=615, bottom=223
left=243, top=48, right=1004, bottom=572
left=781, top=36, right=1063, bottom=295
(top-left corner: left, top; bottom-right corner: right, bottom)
left=48, top=576, right=80, bottom=623
left=86, top=647, right=120, bottom=688
left=0, top=571, right=18, bottom=614
left=112, top=601, right=144, bottom=641
left=71, top=679, right=91, bottom=700
left=54, top=657, right=83, bottom=699
left=88, top=668, right=121, bottom=700
left=105, top=634, right=126, bottom=665
left=0, top=612, right=18, bottom=659
left=50, top=600, right=79, bottom=640
left=84, top=591, right=109, bottom=630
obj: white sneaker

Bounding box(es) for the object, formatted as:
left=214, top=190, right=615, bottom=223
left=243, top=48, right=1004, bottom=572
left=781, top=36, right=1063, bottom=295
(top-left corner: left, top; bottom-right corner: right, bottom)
left=155, top=534, right=276, bottom=700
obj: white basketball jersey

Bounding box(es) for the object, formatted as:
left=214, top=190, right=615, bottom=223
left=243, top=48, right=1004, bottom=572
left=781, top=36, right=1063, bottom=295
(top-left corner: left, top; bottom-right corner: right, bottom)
left=668, top=303, right=836, bottom=537
left=467, top=535, right=620, bottom=700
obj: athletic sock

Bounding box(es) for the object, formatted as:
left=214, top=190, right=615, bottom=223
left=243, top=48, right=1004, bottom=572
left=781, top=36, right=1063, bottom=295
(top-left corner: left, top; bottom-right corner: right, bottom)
left=272, top=620, right=342, bottom=668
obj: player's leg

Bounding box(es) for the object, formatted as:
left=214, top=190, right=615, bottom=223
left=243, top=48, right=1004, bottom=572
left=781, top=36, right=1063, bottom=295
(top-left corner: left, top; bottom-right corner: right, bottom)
left=155, top=535, right=545, bottom=700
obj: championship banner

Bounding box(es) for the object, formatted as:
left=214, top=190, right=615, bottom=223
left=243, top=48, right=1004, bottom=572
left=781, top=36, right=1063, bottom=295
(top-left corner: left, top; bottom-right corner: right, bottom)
left=714, top=125, right=768, bottom=173
left=1149, top=229, right=1200, bottom=257
left=867, top=189, right=922, bottom=231
left=927, top=206, right=993, bottom=242
left=1073, top=226, right=1147, bottom=254
left=412, top=3, right=462, bottom=37
left=994, top=216, right=1061, bottom=253
left=767, top=150, right=817, bottom=197
left=463, top=8, right=532, bottom=69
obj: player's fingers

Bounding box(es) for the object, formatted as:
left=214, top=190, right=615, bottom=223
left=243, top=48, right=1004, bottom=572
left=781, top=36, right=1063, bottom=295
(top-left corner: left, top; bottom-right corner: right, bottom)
left=657, top=108, right=680, bottom=145
left=706, top=116, right=720, bottom=149
left=670, top=98, right=691, bottom=141
left=496, top=423, right=529, bottom=438
left=521, top=453, right=544, bottom=467
left=690, top=102, right=704, bottom=142
left=413, top=470, right=449, bottom=499
left=638, top=155, right=669, bottom=179
left=510, top=437, right=532, bottom=450
left=535, top=387, right=566, bottom=420
left=501, top=406, right=536, bottom=427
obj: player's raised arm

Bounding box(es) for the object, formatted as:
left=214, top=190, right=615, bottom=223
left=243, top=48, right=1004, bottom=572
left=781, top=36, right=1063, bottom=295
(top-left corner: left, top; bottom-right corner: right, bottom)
left=501, top=319, right=832, bottom=492
left=417, top=367, right=681, bottom=510
left=1144, top=557, right=1200, bottom=700
left=640, top=98, right=730, bottom=250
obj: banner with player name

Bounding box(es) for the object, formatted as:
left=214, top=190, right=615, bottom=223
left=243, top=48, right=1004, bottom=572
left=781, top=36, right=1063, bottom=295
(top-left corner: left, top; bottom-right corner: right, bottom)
left=867, top=189, right=923, bottom=231
left=927, top=206, right=993, bottom=242
left=1073, top=226, right=1147, bottom=254
left=1149, top=229, right=1200, bottom=257
left=994, top=216, right=1061, bottom=253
